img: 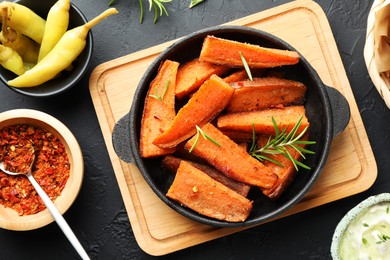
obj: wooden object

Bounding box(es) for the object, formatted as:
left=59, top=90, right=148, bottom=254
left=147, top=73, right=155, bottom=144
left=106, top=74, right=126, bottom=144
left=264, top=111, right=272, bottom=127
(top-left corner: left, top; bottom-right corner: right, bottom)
left=89, top=0, right=377, bottom=256
left=364, top=0, right=390, bottom=108
left=0, top=109, right=84, bottom=231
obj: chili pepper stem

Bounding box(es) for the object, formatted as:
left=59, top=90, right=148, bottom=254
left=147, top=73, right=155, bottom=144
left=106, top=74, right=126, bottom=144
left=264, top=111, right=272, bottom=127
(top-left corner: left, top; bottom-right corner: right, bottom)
left=1, top=7, right=15, bottom=41
left=84, top=8, right=118, bottom=30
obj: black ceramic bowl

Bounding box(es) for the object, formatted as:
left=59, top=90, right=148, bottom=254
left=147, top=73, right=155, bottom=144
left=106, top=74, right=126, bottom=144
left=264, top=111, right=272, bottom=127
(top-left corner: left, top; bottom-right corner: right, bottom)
left=113, top=26, right=350, bottom=228
left=0, top=0, right=92, bottom=97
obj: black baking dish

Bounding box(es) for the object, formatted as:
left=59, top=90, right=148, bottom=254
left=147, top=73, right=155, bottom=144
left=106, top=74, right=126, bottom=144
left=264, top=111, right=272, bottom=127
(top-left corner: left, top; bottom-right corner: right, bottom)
left=112, top=26, right=350, bottom=228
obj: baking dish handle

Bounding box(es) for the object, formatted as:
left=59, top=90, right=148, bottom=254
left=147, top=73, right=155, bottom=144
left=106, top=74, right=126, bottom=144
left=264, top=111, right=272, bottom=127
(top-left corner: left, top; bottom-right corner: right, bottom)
left=112, top=113, right=134, bottom=163
left=325, top=86, right=351, bottom=137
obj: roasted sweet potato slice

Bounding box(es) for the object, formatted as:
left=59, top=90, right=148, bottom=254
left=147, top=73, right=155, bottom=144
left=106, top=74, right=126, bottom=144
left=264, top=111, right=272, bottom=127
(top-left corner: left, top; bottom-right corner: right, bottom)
left=223, top=68, right=266, bottom=84
left=199, top=35, right=299, bottom=68
left=166, top=161, right=253, bottom=222
left=217, top=106, right=309, bottom=136
left=223, top=69, right=249, bottom=83
left=140, top=60, right=179, bottom=158
left=161, top=155, right=182, bottom=173
left=175, top=58, right=230, bottom=99
left=184, top=123, right=277, bottom=188
left=161, top=155, right=251, bottom=197
left=258, top=134, right=309, bottom=200
left=153, top=74, right=234, bottom=148
left=220, top=130, right=253, bottom=143
left=226, top=77, right=307, bottom=113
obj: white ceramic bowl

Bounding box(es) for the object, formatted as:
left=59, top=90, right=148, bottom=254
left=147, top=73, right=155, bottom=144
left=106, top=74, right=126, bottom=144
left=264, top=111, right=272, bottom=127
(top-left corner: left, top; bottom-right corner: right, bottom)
left=0, top=109, right=84, bottom=230
left=331, top=193, right=390, bottom=259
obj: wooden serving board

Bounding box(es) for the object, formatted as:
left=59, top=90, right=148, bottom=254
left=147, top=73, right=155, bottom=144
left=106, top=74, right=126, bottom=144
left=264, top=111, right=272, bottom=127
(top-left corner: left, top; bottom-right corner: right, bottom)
left=89, top=0, right=377, bottom=256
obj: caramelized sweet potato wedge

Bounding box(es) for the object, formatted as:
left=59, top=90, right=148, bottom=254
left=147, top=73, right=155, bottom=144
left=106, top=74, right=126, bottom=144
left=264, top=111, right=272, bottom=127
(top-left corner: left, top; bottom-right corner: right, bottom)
left=223, top=68, right=266, bottom=84
left=223, top=69, right=249, bottom=83
left=161, top=155, right=251, bottom=197
left=226, top=77, right=307, bottom=113
left=217, top=106, right=309, bottom=136
left=220, top=130, right=253, bottom=143
left=153, top=74, right=234, bottom=148
left=140, top=60, right=179, bottom=158
left=166, top=161, right=253, bottom=222
left=173, top=142, right=208, bottom=164
left=184, top=123, right=277, bottom=188
left=176, top=58, right=230, bottom=99
left=200, top=35, right=299, bottom=68
left=258, top=134, right=309, bottom=200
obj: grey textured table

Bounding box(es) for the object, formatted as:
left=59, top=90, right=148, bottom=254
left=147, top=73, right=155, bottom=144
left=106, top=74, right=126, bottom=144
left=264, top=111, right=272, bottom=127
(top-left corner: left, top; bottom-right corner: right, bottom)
left=0, top=0, right=388, bottom=259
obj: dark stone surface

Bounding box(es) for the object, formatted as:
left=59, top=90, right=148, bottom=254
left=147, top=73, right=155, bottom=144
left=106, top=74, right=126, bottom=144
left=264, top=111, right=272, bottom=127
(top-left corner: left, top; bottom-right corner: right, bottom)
left=0, top=0, right=388, bottom=259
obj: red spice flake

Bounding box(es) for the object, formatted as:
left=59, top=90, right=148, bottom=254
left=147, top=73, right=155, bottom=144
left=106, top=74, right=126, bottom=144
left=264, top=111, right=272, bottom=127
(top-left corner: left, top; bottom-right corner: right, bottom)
left=0, top=125, right=70, bottom=216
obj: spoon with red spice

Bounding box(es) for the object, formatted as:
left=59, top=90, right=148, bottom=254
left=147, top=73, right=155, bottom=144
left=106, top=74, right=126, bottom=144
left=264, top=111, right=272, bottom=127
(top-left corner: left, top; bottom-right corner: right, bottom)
left=0, top=149, right=90, bottom=260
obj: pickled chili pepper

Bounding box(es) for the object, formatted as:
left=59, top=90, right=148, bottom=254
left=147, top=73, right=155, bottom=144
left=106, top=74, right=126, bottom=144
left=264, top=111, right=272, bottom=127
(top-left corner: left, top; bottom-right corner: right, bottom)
left=0, top=2, right=46, bottom=44
left=0, top=44, right=26, bottom=75
left=0, top=6, right=39, bottom=64
left=0, top=31, right=39, bottom=64
left=38, top=0, right=70, bottom=62
left=8, top=8, right=118, bottom=88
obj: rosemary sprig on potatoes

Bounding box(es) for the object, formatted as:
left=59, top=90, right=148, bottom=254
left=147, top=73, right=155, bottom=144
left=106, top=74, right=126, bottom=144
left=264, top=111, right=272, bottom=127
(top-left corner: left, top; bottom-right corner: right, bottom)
left=249, top=117, right=316, bottom=171
left=239, top=52, right=253, bottom=81
left=189, top=125, right=221, bottom=153
left=149, top=80, right=169, bottom=101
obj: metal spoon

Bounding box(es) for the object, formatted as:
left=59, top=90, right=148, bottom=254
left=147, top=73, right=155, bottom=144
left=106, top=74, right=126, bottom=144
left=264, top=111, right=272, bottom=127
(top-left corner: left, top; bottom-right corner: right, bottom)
left=0, top=154, right=90, bottom=260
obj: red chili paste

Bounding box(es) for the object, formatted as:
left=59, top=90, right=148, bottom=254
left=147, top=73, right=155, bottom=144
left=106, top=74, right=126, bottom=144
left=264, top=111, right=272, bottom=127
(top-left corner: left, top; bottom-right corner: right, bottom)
left=0, top=125, right=70, bottom=216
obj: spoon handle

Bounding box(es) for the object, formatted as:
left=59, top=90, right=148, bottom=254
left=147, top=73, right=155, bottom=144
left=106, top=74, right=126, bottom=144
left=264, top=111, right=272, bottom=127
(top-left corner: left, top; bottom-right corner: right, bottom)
left=27, top=173, right=90, bottom=260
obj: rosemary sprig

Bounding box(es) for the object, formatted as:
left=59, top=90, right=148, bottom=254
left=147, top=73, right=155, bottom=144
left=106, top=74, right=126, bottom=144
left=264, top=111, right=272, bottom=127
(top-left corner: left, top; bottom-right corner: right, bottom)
left=109, top=0, right=171, bottom=23
left=149, top=80, right=169, bottom=101
left=239, top=52, right=253, bottom=81
left=249, top=116, right=316, bottom=171
left=189, top=125, right=221, bottom=153
left=146, top=0, right=171, bottom=23
left=139, top=0, right=144, bottom=23
left=189, top=0, right=206, bottom=8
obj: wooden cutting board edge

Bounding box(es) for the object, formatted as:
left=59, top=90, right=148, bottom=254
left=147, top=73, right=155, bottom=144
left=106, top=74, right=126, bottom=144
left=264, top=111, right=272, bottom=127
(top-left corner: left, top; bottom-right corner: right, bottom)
left=89, top=0, right=377, bottom=256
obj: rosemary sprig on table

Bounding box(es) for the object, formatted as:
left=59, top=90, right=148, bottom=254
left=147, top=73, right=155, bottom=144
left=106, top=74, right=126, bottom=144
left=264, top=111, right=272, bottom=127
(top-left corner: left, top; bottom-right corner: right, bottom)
left=142, top=0, right=171, bottom=23
left=249, top=116, right=316, bottom=171
left=108, top=0, right=171, bottom=23
left=189, top=0, right=206, bottom=8
left=189, top=125, right=221, bottom=153
left=239, top=52, right=253, bottom=81
left=109, top=0, right=207, bottom=23
left=149, top=80, right=169, bottom=101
